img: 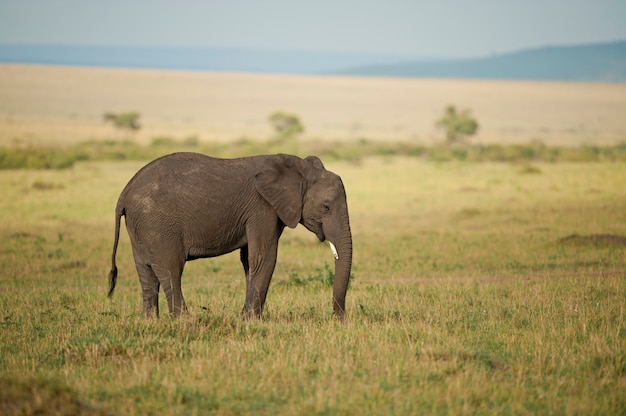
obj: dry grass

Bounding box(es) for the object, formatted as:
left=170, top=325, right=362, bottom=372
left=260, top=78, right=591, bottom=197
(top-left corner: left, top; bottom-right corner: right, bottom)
left=1, top=62, right=626, bottom=414
left=2, top=64, right=626, bottom=146
left=1, top=158, right=625, bottom=414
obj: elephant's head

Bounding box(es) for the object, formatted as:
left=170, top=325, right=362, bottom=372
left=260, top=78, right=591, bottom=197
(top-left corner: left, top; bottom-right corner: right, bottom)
left=255, top=154, right=353, bottom=319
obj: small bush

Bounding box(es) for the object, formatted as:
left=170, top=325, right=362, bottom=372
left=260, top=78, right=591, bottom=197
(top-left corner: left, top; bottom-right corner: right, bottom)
left=0, top=375, right=112, bottom=416
left=287, top=262, right=354, bottom=287
left=0, top=148, right=88, bottom=170
left=103, top=111, right=141, bottom=133
left=288, top=263, right=334, bottom=286
left=151, top=135, right=201, bottom=149
left=268, top=111, right=304, bottom=142
left=436, top=105, right=479, bottom=144
left=32, top=181, right=65, bottom=190
left=151, top=136, right=178, bottom=147
left=517, top=164, right=542, bottom=174
left=182, top=136, right=200, bottom=147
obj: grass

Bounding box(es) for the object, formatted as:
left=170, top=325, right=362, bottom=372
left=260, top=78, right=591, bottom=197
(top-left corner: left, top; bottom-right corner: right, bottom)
left=2, top=63, right=624, bottom=414
left=1, top=155, right=625, bottom=414
left=2, top=138, right=626, bottom=170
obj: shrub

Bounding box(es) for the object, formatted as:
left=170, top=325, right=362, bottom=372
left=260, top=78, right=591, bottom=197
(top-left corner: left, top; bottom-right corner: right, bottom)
left=182, top=136, right=200, bottom=147
left=436, top=105, right=479, bottom=144
left=268, top=111, right=304, bottom=141
left=288, top=262, right=355, bottom=287
left=151, top=136, right=178, bottom=147
left=0, top=148, right=88, bottom=170
left=103, top=112, right=141, bottom=134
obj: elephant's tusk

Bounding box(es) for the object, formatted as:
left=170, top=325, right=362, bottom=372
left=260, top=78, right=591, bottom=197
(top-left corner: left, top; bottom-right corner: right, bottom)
left=328, top=241, right=339, bottom=260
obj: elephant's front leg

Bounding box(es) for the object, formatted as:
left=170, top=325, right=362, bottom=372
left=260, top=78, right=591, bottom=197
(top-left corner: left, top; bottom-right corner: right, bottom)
left=241, top=240, right=279, bottom=319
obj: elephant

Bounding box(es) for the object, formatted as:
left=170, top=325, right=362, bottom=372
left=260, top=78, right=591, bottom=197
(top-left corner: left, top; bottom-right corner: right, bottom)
left=107, top=152, right=353, bottom=320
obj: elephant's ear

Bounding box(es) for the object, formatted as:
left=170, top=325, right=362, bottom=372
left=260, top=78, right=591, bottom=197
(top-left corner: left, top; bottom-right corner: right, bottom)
left=255, top=155, right=305, bottom=228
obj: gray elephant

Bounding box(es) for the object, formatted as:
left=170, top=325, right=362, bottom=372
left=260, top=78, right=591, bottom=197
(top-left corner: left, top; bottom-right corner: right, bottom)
left=107, top=152, right=353, bottom=319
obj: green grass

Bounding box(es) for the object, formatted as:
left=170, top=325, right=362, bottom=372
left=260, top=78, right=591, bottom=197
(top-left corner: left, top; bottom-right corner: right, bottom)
left=1, top=157, right=625, bottom=414
left=2, top=138, right=626, bottom=170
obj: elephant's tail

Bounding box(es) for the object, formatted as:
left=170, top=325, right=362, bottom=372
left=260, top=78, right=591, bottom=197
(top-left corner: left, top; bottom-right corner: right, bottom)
left=107, top=203, right=125, bottom=298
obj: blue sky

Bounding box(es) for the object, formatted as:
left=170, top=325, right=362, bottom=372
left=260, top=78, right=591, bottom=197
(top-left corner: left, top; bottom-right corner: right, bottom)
left=1, top=0, right=625, bottom=58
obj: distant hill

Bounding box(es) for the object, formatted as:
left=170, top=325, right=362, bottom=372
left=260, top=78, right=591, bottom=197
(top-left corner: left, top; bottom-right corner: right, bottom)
left=0, top=44, right=417, bottom=75
left=1, top=41, right=624, bottom=82
left=338, top=40, right=626, bottom=82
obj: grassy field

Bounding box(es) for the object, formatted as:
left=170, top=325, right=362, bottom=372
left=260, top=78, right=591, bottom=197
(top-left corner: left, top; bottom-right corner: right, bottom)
left=2, top=64, right=626, bottom=146
left=1, top=64, right=625, bottom=414
left=1, top=155, right=625, bottom=414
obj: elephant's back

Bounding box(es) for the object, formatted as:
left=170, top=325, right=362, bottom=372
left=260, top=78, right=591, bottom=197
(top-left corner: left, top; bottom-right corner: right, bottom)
left=128, top=152, right=262, bottom=181
left=132, top=152, right=215, bottom=177
left=118, top=152, right=259, bottom=211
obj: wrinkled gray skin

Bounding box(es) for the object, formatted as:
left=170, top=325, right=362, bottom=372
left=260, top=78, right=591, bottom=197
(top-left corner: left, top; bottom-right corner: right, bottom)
left=107, top=152, right=353, bottom=320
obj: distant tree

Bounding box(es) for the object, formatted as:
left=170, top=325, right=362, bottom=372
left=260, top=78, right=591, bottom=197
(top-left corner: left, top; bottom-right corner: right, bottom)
left=436, top=105, right=479, bottom=144
left=103, top=112, right=141, bottom=134
left=268, top=111, right=304, bottom=141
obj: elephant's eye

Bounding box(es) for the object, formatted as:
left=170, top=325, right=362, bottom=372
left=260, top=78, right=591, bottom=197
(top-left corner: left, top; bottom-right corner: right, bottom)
left=322, top=204, right=330, bottom=213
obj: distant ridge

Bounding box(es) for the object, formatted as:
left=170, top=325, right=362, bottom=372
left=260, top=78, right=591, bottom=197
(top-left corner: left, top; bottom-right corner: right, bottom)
left=338, top=40, right=626, bottom=82
left=0, top=44, right=416, bottom=75
left=0, top=41, right=624, bottom=82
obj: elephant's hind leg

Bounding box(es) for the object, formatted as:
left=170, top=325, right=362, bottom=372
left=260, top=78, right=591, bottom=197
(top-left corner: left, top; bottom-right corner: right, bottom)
left=134, top=261, right=160, bottom=318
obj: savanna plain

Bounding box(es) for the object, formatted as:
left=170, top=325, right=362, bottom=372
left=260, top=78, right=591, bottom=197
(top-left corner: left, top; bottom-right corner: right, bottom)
left=1, top=65, right=626, bottom=415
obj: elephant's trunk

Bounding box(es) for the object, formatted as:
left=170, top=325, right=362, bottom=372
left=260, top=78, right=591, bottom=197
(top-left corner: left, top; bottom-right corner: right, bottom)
left=328, top=222, right=353, bottom=320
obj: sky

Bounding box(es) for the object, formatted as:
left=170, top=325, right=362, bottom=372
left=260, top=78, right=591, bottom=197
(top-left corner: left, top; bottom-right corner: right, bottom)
left=1, top=0, right=625, bottom=58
